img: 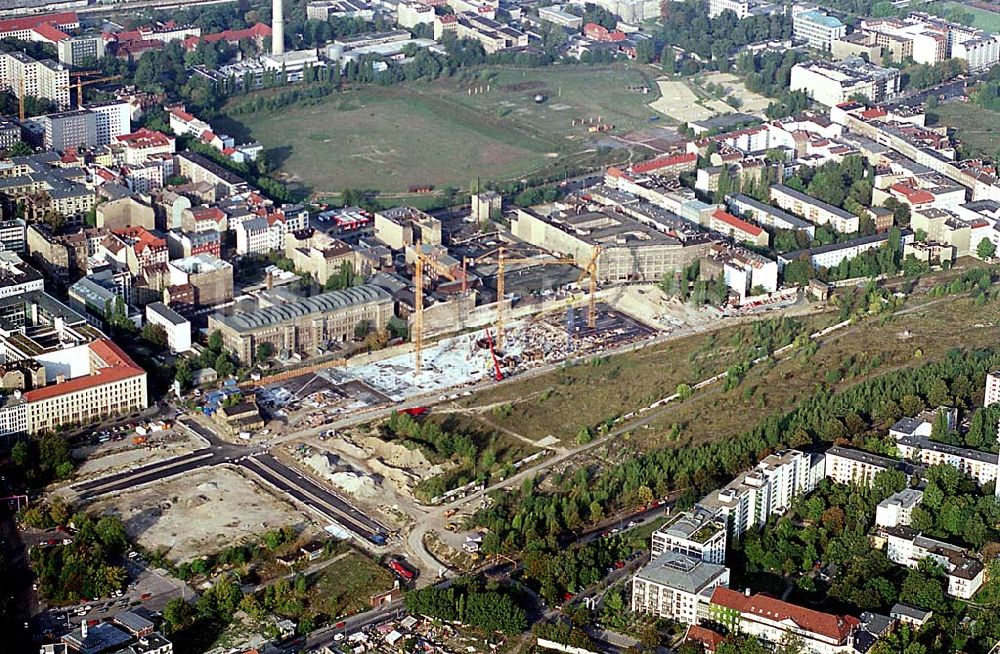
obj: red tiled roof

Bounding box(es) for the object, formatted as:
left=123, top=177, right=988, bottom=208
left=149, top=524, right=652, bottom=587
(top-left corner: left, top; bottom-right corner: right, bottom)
left=23, top=339, right=145, bottom=402
left=32, top=21, right=70, bottom=43
left=860, top=107, right=887, bottom=120
left=630, top=151, right=696, bottom=175
left=0, top=11, right=77, bottom=34
left=116, top=128, right=173, bottom=148
left=684, top=625, right=724, bottom=652
left=192, top=207, right=226, bottom=223
left=712, top=209, right=763, bottom=237
left=169, top=107, right=195, bottom=122
left=710, top=588, right=859, bottom=642
left=890, top=182, right=934, bottom=205
left=185, top=22, right=271, bottom=49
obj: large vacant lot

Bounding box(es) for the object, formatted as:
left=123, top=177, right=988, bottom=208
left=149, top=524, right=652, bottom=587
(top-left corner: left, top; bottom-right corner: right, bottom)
left=219, top=64, right=660, bottom=194
left=933, top=102, right=1000, bottom=159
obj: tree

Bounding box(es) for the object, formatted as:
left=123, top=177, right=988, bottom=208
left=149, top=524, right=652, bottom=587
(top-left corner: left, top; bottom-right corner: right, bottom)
left=255, top=342, right=274, bottom=362
left=635, top=38, right=655, bottom=64
left=661, top=47, right=675, bottom=74
left=141, top=323, right=168, bottom=348
left=208, top=330, right=224, bottom=352
left=977, top=237, right=996, bottom=260
left=163, top=598, right=196, bottom=634
left=354, top=319, right=372, bottom=340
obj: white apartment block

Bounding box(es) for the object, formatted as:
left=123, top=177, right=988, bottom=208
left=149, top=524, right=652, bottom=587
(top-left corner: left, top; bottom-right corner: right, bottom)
left=631, top=552, right=730, bottom=625
left=985, top=371, right=1000, bottom=408
left=0, top=52, right=71, bottom=110
left=145, top=302, right=191, bottom=354
left=769, top=184, right=860, bottom=233
left=651, top=510, right=727, bottom=564
left=88, top=101, right=131, bottom=146
left=874, top=488, right=923, bottom=528
left=824, top=446, right=921, bottom=487
left=883, top=527, right=984, bottom=599
left=793, top=8, right=846, bottom=51
left=708, top=0, right=775, bottom=18
left=790, top=58, right=900, bottom=107
left=890, top=408, right=998, bottom=488
left=697, top=449, right=824, bottom=540
left=236, top=216, right=273, bottom=255
left=860, top=18, right=947, bottom=65
left=954, top=35, right=1000, bottom=73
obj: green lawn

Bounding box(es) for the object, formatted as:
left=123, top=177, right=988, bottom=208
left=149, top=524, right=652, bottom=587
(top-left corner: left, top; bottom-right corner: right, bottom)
left=307, top=552, right=396, bottom=617
left=932, top=102, right=1000, bottom=158
left=218, top=64, right=660, bottom=195
left=925, top=2, right=1000, bottom=32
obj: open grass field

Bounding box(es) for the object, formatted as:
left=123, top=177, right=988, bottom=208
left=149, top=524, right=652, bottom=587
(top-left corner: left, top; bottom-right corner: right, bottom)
left=452, top=311, right=837, bottom=443
left=452, top=264, right=1000, bottom=454
left=307, top=552, right=396, bottom=616
left=933, top=102, right=1000, bottom=158
left=218, top=63, right=661, bottom=194
left=925, top=2, right=1000, bottom=32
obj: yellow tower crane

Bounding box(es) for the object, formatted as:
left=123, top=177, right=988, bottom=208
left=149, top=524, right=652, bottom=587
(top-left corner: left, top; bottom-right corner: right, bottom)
left=413, top=243, right=428, bottom=373
left=578, top=245, right=603, bottom=329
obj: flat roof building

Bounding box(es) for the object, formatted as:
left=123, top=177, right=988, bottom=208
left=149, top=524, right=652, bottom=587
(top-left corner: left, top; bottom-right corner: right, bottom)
left=208, top=284, right=394, bottom=363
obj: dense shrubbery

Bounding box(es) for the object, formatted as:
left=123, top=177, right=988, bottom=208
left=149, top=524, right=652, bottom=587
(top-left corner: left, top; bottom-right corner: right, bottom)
left=31, top=514, right=130, bottom=604
left=405, top=579, right=527, bottom=635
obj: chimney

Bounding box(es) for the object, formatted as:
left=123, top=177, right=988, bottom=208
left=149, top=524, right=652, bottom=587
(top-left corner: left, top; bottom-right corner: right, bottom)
left=744, top=588, right=751, bottom=597
left=271, top=0, right=285, bottom=55
left=81, top=620, right=88, bottom=640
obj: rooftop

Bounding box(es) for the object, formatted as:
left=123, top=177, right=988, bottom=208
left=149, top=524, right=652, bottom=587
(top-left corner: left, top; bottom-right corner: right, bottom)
left=213, top=284, right=391, bottom=333
left=634, top=551, right=728, bottom=594
left=710, top=587, right=859, bottom=641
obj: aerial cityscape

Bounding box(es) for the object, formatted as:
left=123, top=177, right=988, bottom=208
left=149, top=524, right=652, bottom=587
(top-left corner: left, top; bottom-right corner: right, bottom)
left=1, top=0, right=1000, bottom=652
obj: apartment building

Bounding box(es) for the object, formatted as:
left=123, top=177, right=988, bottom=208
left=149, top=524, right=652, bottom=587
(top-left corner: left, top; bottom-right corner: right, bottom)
left=0, top=12, right=79, bottom=41
left=0, top=153, right=95, bottom=224
left=770, top=184, right=860, bottom=233
left=777, top=230, right=912, bottom=271
left=953, top=34, right=1000, bottom=73
left=790, top=58, right=899, bottom=107
left=631, top=552, right=730, bottom=625
left=236, top=216, right=281, bottom=255
left=707, top=0, right=776, bottom=18
left=882, top=526, right=985, bottom=599
left=985, top=371, right=1000, bottom=408
left=451, top=13, right=527, bottom=53
left=0, top=218, right=27, bottom=253
left=167, top=254, right=233, bottom=307
left=374, top=206, right=442, bottom=250
left=88, top=101, right=131, bottom=146
left=726, top=193, right=816, bottom=239
left=793, top=8, right=846, bottom=51
left=115, top=128, right=175, bottom=166
left=859, top=18, right=947, bottom=64
left=700, top=241, right=778, bottom=300
left=651, top=510, right=727, bottom=564
left=889, top=408, right=999, bottom=488
left=706, top=588, right=861, bottom=654
left=35, top=109, right=97, bottom=151
left=874, top=488, right=924, bottom=528
left=0, top=52, right=71, bottom=109
left=25, top=339, right=148, bottom=433
left=56, top=34, right=106, bottom=67
left=823, top=446, right=924, bottom=487
left=708, top=208, right=769, bottom=247
left=207, top=284, right=394, bottom=363
left=145, top=301, right=191, bottom=353
left=697, top=449, right=824, bottom=540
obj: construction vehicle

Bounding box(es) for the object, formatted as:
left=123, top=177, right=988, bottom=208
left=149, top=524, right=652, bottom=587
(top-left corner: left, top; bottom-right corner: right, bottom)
left=388, top=559, right=415, bottom=582
left=444, top=508, right=458, bottom=518
left=446, top=522, right=460, bottom=532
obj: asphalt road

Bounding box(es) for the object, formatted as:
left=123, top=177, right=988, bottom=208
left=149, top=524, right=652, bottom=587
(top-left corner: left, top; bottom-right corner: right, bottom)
left=240, top=453, right=388, bottom=541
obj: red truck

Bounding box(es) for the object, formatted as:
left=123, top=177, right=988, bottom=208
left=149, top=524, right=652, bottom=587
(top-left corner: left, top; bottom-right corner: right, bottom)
left=388, top=560, right=415, bottom=582
left=400, top=407, right=428, bottom=417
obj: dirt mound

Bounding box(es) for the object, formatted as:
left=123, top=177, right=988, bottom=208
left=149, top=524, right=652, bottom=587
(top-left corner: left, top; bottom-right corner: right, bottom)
left=303, top=452, right=380, bottom=499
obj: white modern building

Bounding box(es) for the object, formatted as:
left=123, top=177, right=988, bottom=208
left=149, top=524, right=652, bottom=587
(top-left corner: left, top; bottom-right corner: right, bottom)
left=88, top=101, right=131, bottom=146
left=631, top=552, right=730, bottom=625
left=883, top=526, right=985, bottom=599
left=874, top=488, right=924, bottom=528
left=984, top=371, right=1000, bottom=408
left=824, top=446, right=922, bottom=487
left=145, top=301, right=191, bottom=353
left=707, top=0, right=776, bottom=18
left=697, top=449, right=824, bottom=540
left=790, top=58, right=900, bottom=107
left=0, top=52, right=71, bottom=109
left=770, top=184, right=861, bottom=233
left=793, top=8, right=846, bottom=51
left=890, top=408, right=998, bottom=488
left=651, top=510, right=728, bottom=564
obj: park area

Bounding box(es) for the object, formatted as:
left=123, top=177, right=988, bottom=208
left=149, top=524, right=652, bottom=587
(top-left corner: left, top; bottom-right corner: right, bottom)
left=218, top=64, right=663, bottom=195
left=925, top=1, right=1000, bottom=31
left=932, top=101, right=1000, bottom=159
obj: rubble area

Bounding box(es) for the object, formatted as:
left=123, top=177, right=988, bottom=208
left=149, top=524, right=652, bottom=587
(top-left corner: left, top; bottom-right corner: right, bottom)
left=89, top=466, right=303, bottom=563
left=72, top=428, right=203, bottom=480
left=302, top=450, right=380, bottom=499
